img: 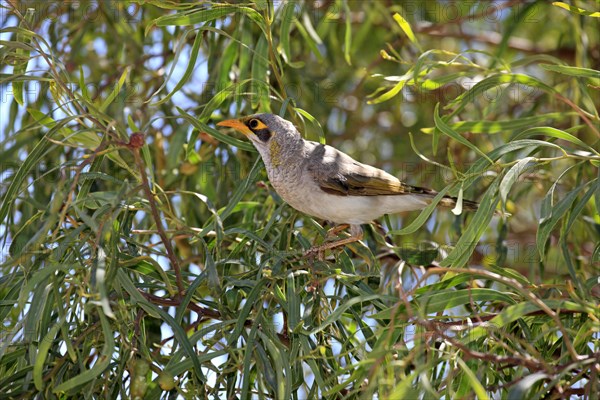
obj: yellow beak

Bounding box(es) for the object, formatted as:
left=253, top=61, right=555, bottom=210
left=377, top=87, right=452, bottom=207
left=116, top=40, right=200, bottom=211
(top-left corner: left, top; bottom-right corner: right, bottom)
left=217, top=119, right=253, bottom=137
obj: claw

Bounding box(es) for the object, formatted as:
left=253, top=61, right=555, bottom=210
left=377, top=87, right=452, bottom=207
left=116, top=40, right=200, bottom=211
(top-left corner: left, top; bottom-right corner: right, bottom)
left=304, top=224, right=363, bottom=259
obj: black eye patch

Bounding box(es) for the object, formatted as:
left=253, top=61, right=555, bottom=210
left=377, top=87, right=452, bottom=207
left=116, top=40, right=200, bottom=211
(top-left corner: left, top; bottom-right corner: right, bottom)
left=255, top=129, right=272, bottom=142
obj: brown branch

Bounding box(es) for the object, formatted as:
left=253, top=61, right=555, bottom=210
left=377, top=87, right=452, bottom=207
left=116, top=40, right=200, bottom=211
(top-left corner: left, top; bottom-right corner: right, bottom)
left=139, top=290, right=290, bottom=346
left=127, top=133, right=185, bottom=296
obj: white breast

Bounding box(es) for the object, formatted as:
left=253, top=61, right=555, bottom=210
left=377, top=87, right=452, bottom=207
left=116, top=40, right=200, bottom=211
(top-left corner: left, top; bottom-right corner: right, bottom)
left=266, top=165, right=430, bottom=224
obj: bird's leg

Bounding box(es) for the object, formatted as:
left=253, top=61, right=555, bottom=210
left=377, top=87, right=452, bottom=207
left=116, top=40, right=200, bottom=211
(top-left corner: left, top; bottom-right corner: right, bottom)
left=305, top=225, right=363, bottom=259
left=326, top=224, right=350, bottom=239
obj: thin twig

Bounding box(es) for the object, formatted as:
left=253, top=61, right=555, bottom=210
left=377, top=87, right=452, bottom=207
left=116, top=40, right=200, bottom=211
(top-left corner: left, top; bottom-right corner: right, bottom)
left=128, top=133, right=185, bottom=296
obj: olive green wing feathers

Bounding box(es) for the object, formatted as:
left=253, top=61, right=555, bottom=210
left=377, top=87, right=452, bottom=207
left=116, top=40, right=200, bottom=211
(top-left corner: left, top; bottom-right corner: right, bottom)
left=305, top=142, right=428, bottom=196
left=305, top=142, right=478, bottom=210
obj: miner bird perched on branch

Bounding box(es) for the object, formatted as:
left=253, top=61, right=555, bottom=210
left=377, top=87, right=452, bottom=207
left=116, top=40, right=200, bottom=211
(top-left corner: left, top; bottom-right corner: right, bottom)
left=217, top=113, right=480, bottom=256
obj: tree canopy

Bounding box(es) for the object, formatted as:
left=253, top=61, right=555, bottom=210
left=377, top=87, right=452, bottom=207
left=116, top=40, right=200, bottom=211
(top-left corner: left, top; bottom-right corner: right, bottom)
left=1, top=1, right=599, bottom=398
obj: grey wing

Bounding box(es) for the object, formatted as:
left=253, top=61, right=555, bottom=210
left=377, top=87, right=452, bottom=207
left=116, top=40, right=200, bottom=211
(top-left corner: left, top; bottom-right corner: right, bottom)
left=304, top=142, right=410, bottom=196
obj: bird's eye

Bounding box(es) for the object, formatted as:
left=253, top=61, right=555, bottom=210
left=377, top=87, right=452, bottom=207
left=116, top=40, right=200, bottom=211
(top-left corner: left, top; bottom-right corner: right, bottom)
left=248, top=119, right=259, bottom=129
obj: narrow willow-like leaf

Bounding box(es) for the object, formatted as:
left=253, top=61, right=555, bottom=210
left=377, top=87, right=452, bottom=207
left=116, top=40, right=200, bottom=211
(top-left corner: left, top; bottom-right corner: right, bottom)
left=513, top=126, right=599, bottom=155
left=12, top=11, right=35, bottom=106
left=367, top=70, right=413, bottom=104
left=307, top=294, right=384, bottom=335
left=465, top=300, right=588, bottom=343
left=537, top=180, right=589, bottom=259
left=251, top=35, right=270, bottom=110
left=500, top=157, right=535, bottom=204
left=540, top=63, right=600, bottom=79
left=53, top=312, right=114, bottom=393
left=507, top=372, right=551, bottom=400
left=227, top=278, right=268, bottom=346
left=240, top=314, right=260, bottom=399
left=154, top=5, right=267, bottom=34
left=421, top=112, right=576, bottom=134
left=461, top=139, right=564, bottom=191
left=294, top=107, right=326, bottom=144
left=456, top=358, right=489, bottom=400
left=279, top=1, right=296, bottom=64
left=446, top=73, right=558, bottom=117
left=417, top=288, right=517, bottom=314
left=552, top=2, right=600, bottom=17
left=151, top=30, right=203, bottom=106
left=596, top=167, right=600, bottom=217
left=372, top=287, right=516, bottom=320
left=343, top=0, right=352, bottom=65
left=559, top=179, right=598, bottom=290
left=439, top=176, right=500, bottom=268
left=0, top=117, right=77, bottom=225
left=177, top=108, right=255, bottom=152
left=175, top=270, right=206, bottom=324
left=219, top=158, right=263, bottom=221
left=99, top=66, right=130, bottom=112
left=392, top=13, right=419, bottom=47
left=258, top=331, right=292, bottom=400
left=144, top=303, right=206, bottom=382
left=434, top=103, right=493, bottom=164
left=33, top=319, right=63, bottom=390
left=294, top=18, right=324, bottom=62
left=286, top=272, right=300, bottom=331
left=388, top=184, right=452, bottom=235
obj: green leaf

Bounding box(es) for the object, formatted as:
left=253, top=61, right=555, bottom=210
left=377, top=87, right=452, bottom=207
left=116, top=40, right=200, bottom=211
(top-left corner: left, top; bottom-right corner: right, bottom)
left=388, top=184, right=453, bottom=235
left=540, top=63, right=600, bottom=79
left=151, top=30, right=203, bottom=106
left=153, top=5, right=267, bottom=34
left=343, top=0, right=352, bottom=65
left=439, top=176, right=501, bottom=268
left=99, top=66, right=130, bottom=112
left=12, top=10, right=36, bottom=106
left=418, top=288, right=517, bottom=314
left=227, top=278, right=268, bottom=346
left=465, top=300, right=589, bottom=343
left=0, top=118, right=72, bottom=225
left=53, top=311, right=114, bottom=393
left=294, top=18, right=324, bottom=62
left=294, top=107, right=326, bottom=144
left=177, top=107, right=256, bottom=153
left=500, top=157, right=535, bottom=204
left=508, top=372, right=550, bottom=400
left=596, top=167, right=600, bottom=217
left=144, top=303, right=207, bottom=382
left=251, top=35, right=270, bottom=110
left=434, top=103, right=493, bottom=164
left=456, top=358, right=489, bottom=400
left=461, top=139, right=565, bottom=191
left=392, top=13, right=420, bottom=48
left=33, top=319, right=63, bottom=390
left=537, top=180, right=589, bottom=259
left=552, top=2, right=600, bottom=17
left=373, top=288, right=517, bottom=319
left=307, top=294, right=386, bottom=335
left=279, top=2, right=296, bottom=64
left=513, top=126, right=599, bottom=155
left=420, top=112, right=576, bottom=135
left=220, top=159, right=263, bottom=223
left=367, top=70, right=413, bottom=104
left=446, top=73, right=558, bottom=118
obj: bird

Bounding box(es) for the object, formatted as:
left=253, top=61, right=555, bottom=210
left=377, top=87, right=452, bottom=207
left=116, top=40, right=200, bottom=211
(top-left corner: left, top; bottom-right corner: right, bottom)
left=217, top=113, right=479, bottom=256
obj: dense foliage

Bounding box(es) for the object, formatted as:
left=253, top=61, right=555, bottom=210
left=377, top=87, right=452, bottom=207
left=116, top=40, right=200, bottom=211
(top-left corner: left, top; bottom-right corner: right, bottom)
left=1, top=1, right=599, bottom=398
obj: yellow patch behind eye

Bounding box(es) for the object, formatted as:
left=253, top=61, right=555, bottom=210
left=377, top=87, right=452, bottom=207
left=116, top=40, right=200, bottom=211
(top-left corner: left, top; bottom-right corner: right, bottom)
left=249, top=119, right=269, bottom=131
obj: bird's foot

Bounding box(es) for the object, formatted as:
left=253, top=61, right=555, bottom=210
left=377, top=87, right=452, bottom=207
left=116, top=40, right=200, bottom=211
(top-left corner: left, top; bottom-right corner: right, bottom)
left=325, top=224, right=350, bottom=239
left=304, top=225, right=363, bottom=260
